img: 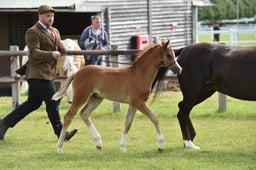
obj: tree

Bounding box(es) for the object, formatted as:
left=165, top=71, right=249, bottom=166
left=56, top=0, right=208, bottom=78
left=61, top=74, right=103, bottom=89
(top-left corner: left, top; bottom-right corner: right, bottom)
left=198, top=0, right=256, bottom=21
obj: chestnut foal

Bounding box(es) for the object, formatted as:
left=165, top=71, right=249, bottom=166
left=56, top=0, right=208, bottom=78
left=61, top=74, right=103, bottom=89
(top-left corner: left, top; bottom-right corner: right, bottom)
left=52, top=40, right=182, bottom=152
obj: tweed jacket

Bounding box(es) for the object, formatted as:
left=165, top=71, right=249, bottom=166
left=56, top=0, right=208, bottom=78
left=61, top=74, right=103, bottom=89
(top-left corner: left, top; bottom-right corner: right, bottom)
left=25, top=22, right=62, bottom=80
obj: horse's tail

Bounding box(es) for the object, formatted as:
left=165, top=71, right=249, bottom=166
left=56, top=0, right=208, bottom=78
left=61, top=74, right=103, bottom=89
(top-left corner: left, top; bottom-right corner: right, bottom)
left=150, top=67, right=168, bottom=103
left=174, top=47, right=184, bottom=57
left=52, top=74, right=74, bottom=101
left=150, top=47, right=184, bottom=103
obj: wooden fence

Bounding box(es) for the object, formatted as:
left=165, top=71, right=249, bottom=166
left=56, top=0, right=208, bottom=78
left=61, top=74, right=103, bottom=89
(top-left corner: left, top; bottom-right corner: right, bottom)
left=0, top=46, right=227, bottom=112
left=0, top=45, right=139, bottom=110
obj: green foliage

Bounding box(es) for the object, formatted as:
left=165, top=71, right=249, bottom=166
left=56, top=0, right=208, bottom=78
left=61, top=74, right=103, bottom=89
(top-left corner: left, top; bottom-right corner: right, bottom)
left=199, top=0, right=256, bottom=21
left=0, top=92, right=255, bottom=169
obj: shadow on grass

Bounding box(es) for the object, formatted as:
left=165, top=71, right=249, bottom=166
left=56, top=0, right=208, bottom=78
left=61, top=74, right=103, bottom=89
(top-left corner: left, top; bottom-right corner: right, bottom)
left=36, top=145, right=255, bottom=163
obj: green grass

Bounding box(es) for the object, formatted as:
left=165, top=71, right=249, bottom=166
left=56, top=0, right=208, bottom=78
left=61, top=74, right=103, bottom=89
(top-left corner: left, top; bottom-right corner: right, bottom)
left=0, top=92, right=255, bottom=170
left=198, top=33, right=256, bottom=46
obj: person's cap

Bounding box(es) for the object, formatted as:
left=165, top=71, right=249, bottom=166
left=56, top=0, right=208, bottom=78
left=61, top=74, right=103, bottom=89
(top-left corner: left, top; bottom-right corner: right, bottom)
left=38, top=5, right=55, bottom=14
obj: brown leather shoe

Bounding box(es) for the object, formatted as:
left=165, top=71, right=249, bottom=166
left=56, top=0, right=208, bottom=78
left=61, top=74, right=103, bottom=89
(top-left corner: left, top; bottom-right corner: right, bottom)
left=0, top=119, right=9, bottom=140
left=65, top=128, right=78, bottom=141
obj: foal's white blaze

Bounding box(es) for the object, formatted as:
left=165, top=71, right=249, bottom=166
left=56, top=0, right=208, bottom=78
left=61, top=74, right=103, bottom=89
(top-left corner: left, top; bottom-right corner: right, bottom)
left=184, top=140, right=200, bottom=150
left=89, top=124, right=102, bottom=148
left=120, top=133, right=127, bottom=153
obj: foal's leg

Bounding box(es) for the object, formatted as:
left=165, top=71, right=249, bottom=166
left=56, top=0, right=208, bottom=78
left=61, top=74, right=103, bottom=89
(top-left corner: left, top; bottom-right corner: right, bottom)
left=57, top=104, right=81, bottom=153
left=134, top=101, right=164, bottom=152
left=57, top=86, right=93, bottom=152
left=120, top=105, right=137, bottom=152
left=80, top=95, right=103, bottom=149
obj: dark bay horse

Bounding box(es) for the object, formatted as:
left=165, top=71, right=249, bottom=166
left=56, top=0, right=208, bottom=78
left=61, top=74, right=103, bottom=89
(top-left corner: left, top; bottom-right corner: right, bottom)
left=52, top=41, right=182, bottom=153
left=154, top=42, right=256, bottom=149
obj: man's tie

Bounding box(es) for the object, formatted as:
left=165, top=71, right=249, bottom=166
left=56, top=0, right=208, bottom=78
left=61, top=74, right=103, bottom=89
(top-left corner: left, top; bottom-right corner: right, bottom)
left=47, top=28, right=55, bottom=40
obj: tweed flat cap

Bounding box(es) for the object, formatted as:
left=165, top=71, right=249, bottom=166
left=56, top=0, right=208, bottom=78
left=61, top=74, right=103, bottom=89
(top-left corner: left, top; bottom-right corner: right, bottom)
left=38, top=5, right=55, bottom=14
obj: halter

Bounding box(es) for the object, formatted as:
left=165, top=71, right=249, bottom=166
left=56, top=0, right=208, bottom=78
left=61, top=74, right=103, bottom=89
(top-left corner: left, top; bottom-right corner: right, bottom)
left=159, top=43, right=177, bottom=68
left=159, top=43, right=170, bottom=67
left=159, top=44, right=165, bottom=66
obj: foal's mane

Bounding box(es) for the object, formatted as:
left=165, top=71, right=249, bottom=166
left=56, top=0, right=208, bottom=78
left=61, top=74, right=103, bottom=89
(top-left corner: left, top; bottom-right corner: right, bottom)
left=131, top=43, right=165, bottom=103
left=132, top=44, right=158, bottom=65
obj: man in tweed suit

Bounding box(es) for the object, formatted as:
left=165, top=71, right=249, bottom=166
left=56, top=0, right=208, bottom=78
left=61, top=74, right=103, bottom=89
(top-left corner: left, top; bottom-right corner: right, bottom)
left=0, top=5, right=77, bottom=141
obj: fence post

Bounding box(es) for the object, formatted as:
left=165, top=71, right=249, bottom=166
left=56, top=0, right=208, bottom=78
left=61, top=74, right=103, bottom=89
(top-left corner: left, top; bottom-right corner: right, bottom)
left=216, top=42, right=227, bottom=112
left=218, top=92, right=226, bottom=111
left=10, top=45, right=21, bottom=109
left=111, top=45, right=121, bottom=112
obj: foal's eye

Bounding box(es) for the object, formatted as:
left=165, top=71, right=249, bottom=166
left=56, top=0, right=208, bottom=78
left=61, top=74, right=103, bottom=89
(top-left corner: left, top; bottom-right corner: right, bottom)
left=166, top=54, right=172, bottom=60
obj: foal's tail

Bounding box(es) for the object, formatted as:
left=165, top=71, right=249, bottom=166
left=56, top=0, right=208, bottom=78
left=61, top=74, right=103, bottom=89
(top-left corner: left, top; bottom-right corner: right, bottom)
left=52, top=74, right=74, bottom=101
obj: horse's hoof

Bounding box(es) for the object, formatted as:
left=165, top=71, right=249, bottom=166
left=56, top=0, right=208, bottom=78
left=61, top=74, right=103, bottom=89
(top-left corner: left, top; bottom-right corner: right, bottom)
left=184, top=140, right=201, bottom=150
left=96, top=145, right=102, bottom=150
left=158, top=148, right=164, bottom=153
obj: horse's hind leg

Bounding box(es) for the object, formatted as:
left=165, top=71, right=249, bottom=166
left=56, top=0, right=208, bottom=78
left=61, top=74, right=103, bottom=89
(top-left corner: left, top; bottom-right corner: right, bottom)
left=134, top=101, right=164, bottom=152
left=120, top=105, right=137, bottom=152
left=80, top=95, right=103, bottom=149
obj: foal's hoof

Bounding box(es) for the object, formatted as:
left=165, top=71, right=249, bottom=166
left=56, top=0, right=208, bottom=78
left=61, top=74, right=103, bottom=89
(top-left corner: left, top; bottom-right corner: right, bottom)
left=57, top=148, right=62, bottom=153
left=120, top=147, right=127, bottom=153
left=96, top=145, right=102, bottom=150
left=158, top=148, right=164, bottom=153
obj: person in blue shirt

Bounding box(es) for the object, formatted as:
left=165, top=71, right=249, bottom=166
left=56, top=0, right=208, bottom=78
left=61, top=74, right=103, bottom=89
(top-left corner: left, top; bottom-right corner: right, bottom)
left=79, top=15, right=110, bottom=65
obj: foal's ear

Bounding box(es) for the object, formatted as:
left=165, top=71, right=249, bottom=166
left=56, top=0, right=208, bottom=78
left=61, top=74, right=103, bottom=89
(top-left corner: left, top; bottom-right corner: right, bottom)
left=162, top=40, right=170, bottom=48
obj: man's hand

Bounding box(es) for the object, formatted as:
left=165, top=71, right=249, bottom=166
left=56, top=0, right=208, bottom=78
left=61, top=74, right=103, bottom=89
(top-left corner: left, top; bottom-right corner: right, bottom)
left=59, top=40, right=66, bottom=50
left=58, top=40, right=67, bottom=55
left=52, top=51, right=62, bottom=59
left=96, top=47, right=104, bottom=50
